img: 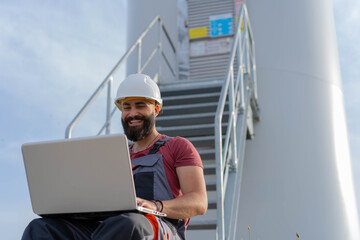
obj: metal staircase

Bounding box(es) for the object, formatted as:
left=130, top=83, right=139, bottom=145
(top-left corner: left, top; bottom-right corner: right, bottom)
left=159, top=5, right=259, bottom=239
left=65, top=3, right=259, bottom=239
left=157, top=80, right=223, bottom=236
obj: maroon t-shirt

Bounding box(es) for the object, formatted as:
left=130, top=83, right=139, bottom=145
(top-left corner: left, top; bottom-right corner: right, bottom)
left=130, top=135, right=203, bottom=199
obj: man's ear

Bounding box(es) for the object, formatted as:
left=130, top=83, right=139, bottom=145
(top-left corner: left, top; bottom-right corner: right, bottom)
left=154, top=104, right=160, bottom=117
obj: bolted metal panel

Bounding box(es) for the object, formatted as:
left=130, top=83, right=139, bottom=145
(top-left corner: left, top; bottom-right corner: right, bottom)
left=188, top=0, right=235, bottom=30
left=188, top=0, right=237, bottom=81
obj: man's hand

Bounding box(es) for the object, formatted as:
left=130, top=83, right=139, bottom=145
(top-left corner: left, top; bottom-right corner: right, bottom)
left=136, top=166, right=207, bottom=220
left=136, top=197, right=157, bottom=211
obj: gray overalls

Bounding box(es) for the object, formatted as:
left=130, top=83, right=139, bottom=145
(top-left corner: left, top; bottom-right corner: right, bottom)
left=132, top=137, right=186, bottom=239
left=21, top=137, right=186, bottom=240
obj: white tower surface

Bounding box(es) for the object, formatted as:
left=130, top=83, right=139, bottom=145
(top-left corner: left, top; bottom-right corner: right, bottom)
left=239, top=0, right=360, bottom=239
left=126, top=0, right=360, bottom=239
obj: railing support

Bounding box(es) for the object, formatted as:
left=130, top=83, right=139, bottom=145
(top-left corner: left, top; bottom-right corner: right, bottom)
left=157, top=20, right=162, bottom=82
left=229, top=68, right=238, bottom=169
left=215, top=115, right=225, bottom=240
left=214, top=3, right=259, bottom=239
left=138, top=40, right=142, bottom=73
left=105, top=76, right=113, bottom=135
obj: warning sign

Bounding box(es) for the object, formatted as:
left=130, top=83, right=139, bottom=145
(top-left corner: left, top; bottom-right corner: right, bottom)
left=189, top=27, right=207, bottom=39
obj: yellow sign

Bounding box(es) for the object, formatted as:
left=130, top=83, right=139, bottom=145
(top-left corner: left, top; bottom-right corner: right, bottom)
left=189, top=27, right=207, bottom=39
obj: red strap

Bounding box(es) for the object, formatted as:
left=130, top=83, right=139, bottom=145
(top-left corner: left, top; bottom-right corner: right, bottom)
left=144, top=214, right=159, bottom=240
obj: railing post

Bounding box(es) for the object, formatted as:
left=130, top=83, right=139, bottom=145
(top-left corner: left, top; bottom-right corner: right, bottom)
left=246, top=21, right=252, bottom=86
left=138, top=40, right=142, bottom=73
left=229, top=68, right=238, bottom=169
left=237, top=11, right=246, bottom=112
left=240, top=64, right=246, bottom=111
left=174, top=40, right=178, bottom=82
left=105, top=76, right=113, bottom=135
left=157, top=19, right=162, bottom=83
left=215, top=115, right=225, bottom=240
left=249, top=22, right=258, bottom=103
left=252, top=41, right=258, bottom=101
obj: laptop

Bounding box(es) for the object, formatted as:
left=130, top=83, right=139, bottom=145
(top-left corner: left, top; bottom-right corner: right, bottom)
left=21, top=134, right=166, bottom=219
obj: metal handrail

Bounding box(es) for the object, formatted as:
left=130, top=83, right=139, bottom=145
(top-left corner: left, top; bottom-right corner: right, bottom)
left=214, top=4, right=259, bottom=240
left=65, top=16, right=177, bottom=138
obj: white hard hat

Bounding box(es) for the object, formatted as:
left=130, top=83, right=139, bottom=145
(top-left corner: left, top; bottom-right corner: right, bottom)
left=114, top=73, right=162, bottom=110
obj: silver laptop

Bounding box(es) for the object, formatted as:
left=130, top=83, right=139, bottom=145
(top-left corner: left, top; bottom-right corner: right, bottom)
left=21, top=134, right=166, bottom=218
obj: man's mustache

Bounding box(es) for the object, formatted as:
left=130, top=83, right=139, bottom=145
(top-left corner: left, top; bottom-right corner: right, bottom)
left=125, top=115, right=146, bottom=124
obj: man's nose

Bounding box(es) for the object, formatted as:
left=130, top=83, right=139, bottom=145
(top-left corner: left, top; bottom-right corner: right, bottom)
left=127, top=108, right=139, bottom=118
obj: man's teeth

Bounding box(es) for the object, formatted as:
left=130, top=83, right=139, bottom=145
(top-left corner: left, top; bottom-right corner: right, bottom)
left=130, top=120, right=142, bottom=124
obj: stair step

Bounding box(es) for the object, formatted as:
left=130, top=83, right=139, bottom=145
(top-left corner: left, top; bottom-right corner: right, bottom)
left=163, top=92, right=220, bottom=106
left=158, top=123, right=227, bottom=138
left=160, top=82, right=222, bottom=97
left=159, top=82, right=227, bottom=233
left=189, top=136, right=215, bottom=149
left=162, top=102, right=218, bottom=110
left=187, top=219, right=217, bottom=230
left=163, top=92, right=220, bottom=101
left=198, top=149, right=215, bottom=161
left=207, top=198, right=217, bottom=209
left=161, top=87, right=222, bottom=97
left=158, top=112, right=213, bottom=127
left=206, top=180, right=216, bottom=191
left=157, top=112, right=230, bottom=128
left=188, top=135, right=227, bottom=149
left=203, top=163, right=216, bottom=175
left=162, top=102, right=228, bottom=115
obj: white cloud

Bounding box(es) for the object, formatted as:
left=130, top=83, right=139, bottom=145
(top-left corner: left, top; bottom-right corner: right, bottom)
left=0, top=0, right=127, bottom=136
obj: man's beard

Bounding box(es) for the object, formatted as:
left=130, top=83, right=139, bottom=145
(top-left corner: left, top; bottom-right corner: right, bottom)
left=121, top=113, right=155, bottom=142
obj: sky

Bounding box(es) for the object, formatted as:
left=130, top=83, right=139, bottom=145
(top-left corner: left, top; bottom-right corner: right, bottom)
left=0, top=0, right=359, bottom=239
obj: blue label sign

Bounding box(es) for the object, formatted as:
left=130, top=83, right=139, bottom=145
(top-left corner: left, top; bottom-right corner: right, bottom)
left=210, top=13, right=233, bottom=37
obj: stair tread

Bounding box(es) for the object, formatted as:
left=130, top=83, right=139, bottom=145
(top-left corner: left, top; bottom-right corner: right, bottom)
left=157, top=112, right=218, bottom=121
left=158, top=123, right=226, bottom=131
left=208, top=198, right=217, bottom=204
left=162, top=102, right=219, bottom=110
left=203, top=164, right=216, bottom=175
left=159, top=111, right=229, bottom=120
left=206, top=179, right=216, bottom=185
left=203, top=163, right=216, bottom=169
left=198, top=149, right=215, bottom=154
left=158, top=83, right=230, bottom=233
left=163, top=92, right=220, bottom=101
left=159, top=79, right=223, bottom=92
left=188, top=135, right=215, bottom=141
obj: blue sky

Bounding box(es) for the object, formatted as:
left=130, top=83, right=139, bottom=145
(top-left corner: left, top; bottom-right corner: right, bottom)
left=0, top=0, right=359, bottom=239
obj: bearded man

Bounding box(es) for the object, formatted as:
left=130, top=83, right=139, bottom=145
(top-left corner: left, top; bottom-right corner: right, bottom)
left=22, top=74, right=207, bottom=240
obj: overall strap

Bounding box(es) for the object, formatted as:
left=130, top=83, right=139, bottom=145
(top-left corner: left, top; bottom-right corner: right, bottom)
left=148, top=137, right=172, bottom=155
